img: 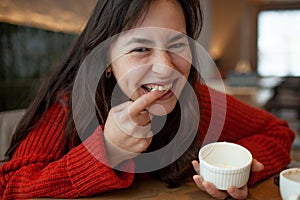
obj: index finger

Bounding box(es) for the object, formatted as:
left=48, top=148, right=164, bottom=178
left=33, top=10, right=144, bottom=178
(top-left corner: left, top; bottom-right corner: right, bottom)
left=129, top=90, right=166, bottom=116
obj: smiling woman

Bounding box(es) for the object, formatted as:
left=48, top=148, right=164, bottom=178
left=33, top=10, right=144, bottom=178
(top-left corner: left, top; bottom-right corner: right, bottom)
left=110, top=27, right=192, bottom=116
left=0, top=0, right=295, bottom=199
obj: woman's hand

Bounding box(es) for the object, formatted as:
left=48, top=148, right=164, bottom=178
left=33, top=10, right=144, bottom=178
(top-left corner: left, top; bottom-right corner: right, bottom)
left=103, top=90, right=165, bottom=167
left=192, top=159, right=264, bottom=200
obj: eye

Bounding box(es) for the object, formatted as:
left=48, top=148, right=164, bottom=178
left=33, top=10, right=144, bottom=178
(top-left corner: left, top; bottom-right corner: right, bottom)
left=130, top=47, right=149, bottom=53
left=168, top=43, right=187, bottom=53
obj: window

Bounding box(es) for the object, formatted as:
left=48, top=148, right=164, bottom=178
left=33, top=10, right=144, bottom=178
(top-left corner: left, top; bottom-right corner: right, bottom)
left=0, top=22, right=76, bottom=111
left=257, top=9, right=300, bottom=77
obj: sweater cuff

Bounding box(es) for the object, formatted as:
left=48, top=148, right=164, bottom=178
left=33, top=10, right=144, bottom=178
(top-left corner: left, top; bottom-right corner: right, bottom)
left=66, top=126, right=134, bottom=197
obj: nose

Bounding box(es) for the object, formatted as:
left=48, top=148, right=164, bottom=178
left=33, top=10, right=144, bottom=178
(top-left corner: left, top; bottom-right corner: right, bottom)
left=151, top=50, right=174, bottom=78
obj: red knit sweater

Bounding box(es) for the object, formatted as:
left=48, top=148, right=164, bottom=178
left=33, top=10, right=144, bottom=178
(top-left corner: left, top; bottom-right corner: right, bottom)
left=0, top=85, right=295, bottom=199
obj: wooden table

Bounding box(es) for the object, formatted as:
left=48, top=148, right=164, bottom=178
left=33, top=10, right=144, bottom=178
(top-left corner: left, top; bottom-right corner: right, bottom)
left=83, top=176, right=281, bottom=200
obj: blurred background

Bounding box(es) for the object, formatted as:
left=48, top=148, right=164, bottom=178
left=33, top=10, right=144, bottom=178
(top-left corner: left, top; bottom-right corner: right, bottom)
left=0, top=0, right=299, bottom=160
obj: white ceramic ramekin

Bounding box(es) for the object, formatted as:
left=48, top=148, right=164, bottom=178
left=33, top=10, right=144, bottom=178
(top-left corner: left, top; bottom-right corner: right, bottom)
left=199, top=142, right=252, bottom=190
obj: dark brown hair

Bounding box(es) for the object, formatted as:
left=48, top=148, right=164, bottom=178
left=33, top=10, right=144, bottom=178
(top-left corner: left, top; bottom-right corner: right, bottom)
left=5, top=0, right=203, bottom=187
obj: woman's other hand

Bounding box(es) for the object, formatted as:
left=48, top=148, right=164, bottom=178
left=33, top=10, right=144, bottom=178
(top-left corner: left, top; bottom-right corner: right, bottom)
left=103, top=90, right=165, bottom=167
left=191, top=159, right=264, bottom=199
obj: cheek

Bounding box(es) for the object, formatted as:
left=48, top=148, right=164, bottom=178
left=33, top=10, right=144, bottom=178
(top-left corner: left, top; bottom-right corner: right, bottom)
left=111, top=56, right=136, bottom=84
left=112, top=56, right=148, bottom=78
left=173, top=58, right=191, bottom=78
left=111, top=58, right=149, bottom=99
left=111, top=60, right=131, bottom=94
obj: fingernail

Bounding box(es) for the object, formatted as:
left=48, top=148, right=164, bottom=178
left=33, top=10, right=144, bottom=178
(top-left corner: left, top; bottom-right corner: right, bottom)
left=195, top=178, right=201, bottom=185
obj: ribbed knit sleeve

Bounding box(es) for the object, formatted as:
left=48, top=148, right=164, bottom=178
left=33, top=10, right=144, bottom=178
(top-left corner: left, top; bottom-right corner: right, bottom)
left=0, top=103, right=134, bottom=199
left=197, top=84, right=295, bottom=186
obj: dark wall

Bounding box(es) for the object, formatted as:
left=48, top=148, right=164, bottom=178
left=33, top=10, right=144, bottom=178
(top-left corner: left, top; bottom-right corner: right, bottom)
left=0, top=22, right=77, bottom=111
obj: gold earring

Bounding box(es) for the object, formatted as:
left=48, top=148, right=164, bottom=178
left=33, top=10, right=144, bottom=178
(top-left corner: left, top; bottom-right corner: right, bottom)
left=105, top=68, right=112, bottom=78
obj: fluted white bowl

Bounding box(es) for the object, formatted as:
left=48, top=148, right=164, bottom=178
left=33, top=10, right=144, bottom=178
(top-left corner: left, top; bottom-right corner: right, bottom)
left=199, top=142, right=252, bottom=190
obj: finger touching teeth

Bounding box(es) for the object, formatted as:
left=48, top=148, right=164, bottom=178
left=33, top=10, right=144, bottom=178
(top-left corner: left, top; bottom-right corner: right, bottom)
left=142, top=83, right=172, bottom=92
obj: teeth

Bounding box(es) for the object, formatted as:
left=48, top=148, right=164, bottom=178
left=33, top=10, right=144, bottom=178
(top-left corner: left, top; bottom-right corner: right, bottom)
left=143, top=83, right=172, bottom=92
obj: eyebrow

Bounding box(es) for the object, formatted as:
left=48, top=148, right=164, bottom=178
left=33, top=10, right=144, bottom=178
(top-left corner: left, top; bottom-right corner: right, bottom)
left=125, top=33, right=187, bottom=46
left=168, top=33, right=187, bottom=43
left=125, top=38, right=154, bottom=46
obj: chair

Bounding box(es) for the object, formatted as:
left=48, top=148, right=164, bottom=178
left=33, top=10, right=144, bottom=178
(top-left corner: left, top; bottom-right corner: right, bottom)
left=0, top=109, right=25, bottom=162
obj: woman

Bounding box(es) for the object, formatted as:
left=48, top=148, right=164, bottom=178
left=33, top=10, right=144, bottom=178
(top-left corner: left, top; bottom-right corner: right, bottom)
left=0, top=0, right=295, bottom=199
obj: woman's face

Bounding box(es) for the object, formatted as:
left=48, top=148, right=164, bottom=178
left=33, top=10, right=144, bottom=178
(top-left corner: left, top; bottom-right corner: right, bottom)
left=110, top=0, right=192, bottom=116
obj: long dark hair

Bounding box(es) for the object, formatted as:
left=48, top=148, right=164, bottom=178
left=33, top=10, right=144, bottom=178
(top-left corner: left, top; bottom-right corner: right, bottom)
left=5, top=0, right=203, bottom=187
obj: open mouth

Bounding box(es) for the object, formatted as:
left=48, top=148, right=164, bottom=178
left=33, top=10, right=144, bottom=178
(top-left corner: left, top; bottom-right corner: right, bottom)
left=141, top=82, right=173, bottom=93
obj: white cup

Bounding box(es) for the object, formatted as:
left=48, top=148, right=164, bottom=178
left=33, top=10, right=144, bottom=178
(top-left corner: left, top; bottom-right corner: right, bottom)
left=279, top=168, right=300, bottom=200
left=199, top=142, right=252, bottom=190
